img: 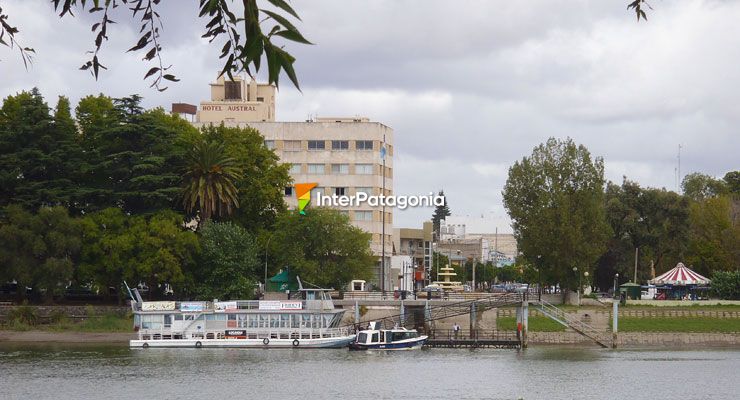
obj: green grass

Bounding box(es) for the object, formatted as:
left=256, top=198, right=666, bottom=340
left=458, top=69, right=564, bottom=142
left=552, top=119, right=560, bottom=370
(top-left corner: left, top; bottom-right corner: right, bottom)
left=616, top=317, right=740, bottom=333
left=1, top=313, right=133, bottom=333
left=497, top=316, right=566, bottom=332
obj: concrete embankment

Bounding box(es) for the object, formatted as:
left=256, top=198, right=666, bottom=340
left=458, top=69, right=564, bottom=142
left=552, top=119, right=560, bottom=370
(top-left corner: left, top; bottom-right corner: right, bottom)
left=0, top=331, right=134, bottom=344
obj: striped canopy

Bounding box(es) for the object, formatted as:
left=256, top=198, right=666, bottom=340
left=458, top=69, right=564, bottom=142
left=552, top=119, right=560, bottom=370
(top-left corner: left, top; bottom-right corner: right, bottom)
left=649, top=263, right=710, bottom=286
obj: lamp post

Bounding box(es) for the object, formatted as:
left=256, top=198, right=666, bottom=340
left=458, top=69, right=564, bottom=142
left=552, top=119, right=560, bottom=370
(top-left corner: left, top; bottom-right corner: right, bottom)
left=584, top=271, right=590, bottom=294
left=613, top=273, right=619, bottom=299
left=264, top=234, right=274, bottom=294
left=572, top=266, right=579, bottom=306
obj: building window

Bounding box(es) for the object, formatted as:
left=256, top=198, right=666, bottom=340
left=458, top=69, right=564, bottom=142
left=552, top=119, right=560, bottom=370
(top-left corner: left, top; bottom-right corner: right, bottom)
left=308, top=140, right=325, bottom=150
left=331, top=164, right=349, bottom=174
left=355, top=164, right=373, bottom=175
left=256, top=96, right=264, bottom=102
left=264, top=140, right=275, bottom=150
left=355, top=187, right=372, bottom=196
left=224, top=81, right=242, bottom=100
left=308, top=164, right=325, bottom=174
left=284, top=140, right=301, bottom=151
left=354, top=211, right=373, bottom=221
left=356, top=140, right=373, bottom=150
left=334, top=187, right=347, bottom=196
left=289, top=164, right=301, bottom=174
left=284, top=186, right=293, bottom=196
left=332, top=140, right=349, bottom=150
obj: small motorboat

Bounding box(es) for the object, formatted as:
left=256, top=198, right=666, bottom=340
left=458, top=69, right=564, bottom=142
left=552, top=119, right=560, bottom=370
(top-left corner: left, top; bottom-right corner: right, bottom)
left=349, top=323, right=427, bottom=351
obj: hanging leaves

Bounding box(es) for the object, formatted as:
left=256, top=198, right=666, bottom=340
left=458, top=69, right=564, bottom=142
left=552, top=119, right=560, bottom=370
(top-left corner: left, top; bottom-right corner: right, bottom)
left=627, top=0, right=652, bottom=21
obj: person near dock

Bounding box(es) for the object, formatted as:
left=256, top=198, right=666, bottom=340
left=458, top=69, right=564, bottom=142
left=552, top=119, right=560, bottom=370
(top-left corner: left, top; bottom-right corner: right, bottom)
left=453, top=323, right=460, bottom=340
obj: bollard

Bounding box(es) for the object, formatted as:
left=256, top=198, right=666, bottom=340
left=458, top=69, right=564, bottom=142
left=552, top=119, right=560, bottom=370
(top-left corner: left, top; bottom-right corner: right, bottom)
left=612, top=300, right=618, bottom=348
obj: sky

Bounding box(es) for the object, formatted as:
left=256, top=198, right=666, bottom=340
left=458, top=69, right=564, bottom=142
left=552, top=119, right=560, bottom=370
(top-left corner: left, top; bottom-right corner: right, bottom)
left=2, top=0, right=739, bottom=231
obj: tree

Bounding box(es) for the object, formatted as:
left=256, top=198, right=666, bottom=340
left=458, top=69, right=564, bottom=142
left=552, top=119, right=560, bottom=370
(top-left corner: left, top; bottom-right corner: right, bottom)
left=79, top=208, right=199, bottom=301
left=724, top=171, right=740, bottom=196
left=685, top=195, right=740, bottom=276
left=182, top=137, right=242, bottom=225
left=192, top=221, right=261, bottom=300
left=503, top=137, right=610, bottom=290
left=710, top=270, right=740, bottom=300
left=0, top=205, right=82, bottom=302
left=0, top=89, right=86, bottom=211
left=268, top=208, right=375, bottom=289
left=199, top=124, right=291, bottom=232
left=431, top=190, right=451, bottom=238
left=1, top=1, right=311, bottom=90
left=682, top=172, right=728, bottom=202
left=599, top=179, right=690, bottom=289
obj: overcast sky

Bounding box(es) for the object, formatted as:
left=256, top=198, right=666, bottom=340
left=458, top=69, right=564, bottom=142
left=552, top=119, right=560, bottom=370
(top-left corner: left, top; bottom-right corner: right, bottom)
left=2, top=0, right=739, bottom=230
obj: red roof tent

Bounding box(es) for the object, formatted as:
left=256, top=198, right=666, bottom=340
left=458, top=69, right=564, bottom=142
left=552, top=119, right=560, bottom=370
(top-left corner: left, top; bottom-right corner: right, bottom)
left=649, top=262, right=711, bottom=286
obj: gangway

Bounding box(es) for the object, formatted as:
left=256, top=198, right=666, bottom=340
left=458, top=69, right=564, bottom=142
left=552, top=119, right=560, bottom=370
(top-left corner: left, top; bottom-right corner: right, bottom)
left=534, top=300, right=610, bottom=348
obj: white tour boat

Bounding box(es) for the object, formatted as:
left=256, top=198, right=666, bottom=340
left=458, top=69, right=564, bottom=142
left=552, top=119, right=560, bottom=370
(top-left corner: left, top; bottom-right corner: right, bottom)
left=129, top=286, right=354, bottom=349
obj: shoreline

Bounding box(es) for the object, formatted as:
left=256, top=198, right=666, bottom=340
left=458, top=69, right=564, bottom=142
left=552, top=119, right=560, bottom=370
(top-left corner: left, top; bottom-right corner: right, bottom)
left=1, top=330, right=738, bottom=348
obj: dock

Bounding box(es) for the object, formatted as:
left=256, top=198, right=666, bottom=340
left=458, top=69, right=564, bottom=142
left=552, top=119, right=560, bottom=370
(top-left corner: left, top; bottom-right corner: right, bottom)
left=424, top=329, right=520, bottom=349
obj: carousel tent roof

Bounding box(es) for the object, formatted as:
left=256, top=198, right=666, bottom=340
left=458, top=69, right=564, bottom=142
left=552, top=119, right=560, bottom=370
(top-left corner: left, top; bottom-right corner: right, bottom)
left=649, top=263, right=710, bottom=286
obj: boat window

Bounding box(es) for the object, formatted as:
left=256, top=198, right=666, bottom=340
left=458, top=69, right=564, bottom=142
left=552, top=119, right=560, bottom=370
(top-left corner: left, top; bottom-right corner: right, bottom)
left=357, top=332, right=368, bottom=344
left=141, top=315, right=162, bottom=329
left=228, top=314, right=237, bottom=320
left=371, top=332, right=379, bottom=343
left=163, top=314, right=172, bottom=328
left=259, top=314, right=269, bottom=328
left=174, top=314, right=183, bottom=321
left=184, top=314, right=195, bottom=321
left=215, top=314, right=227, bottom=321
left=301, top=314, right=311, bottom=328
left=291, top=314, right=300, bottom=328
left=248, top=315, right=258, bottom=328
left=322, top=314, right=332, bottom=328
left=281, top=314, right=290, bottom=328
left=270, top=314, right=280, bottom=328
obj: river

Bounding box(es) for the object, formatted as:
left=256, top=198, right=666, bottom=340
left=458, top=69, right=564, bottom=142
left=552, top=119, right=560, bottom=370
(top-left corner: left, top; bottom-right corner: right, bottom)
left=1, top=344, right=738, bottom=399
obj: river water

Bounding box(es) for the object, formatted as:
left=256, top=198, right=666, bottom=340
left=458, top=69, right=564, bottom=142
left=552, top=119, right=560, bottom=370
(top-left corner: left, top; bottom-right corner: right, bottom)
left=1, top=344, right=738, bottom=399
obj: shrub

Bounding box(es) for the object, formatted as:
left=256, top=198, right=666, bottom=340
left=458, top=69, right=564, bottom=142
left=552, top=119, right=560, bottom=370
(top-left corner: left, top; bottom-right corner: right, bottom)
left=711, top=270, right=740, bottom=300
left=7, top=303, right=38, bottom=325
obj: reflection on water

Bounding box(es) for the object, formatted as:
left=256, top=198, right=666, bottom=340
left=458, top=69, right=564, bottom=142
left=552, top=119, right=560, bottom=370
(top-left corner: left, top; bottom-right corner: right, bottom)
left=1, top=343, right=738, bottom=400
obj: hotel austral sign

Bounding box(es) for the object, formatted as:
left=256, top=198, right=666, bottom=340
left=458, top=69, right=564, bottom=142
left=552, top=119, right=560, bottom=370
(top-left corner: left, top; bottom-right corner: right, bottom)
left=201, top=105, right=257, bottom=112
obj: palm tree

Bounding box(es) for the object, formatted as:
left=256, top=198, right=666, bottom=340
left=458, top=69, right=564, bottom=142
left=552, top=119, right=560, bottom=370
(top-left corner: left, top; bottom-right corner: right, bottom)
left=182, top=139, right=241, bottom=224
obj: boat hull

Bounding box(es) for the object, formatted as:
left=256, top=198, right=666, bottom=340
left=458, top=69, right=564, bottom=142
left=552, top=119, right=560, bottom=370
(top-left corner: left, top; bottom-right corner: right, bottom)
left=349, top=337, right=427, bottom=351
left=130, top=335, right=355, bottom=349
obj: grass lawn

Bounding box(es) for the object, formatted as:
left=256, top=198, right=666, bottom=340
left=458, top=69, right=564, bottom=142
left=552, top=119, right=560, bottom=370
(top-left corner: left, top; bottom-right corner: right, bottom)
left=616, top=317, right=740, bottom=333
left=2, top=313, right=133, bottom=333
left=497, top=316, right=566, bottom=332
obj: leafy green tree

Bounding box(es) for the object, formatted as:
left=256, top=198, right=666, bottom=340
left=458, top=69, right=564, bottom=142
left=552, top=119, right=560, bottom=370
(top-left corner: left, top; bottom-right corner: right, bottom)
left=724, top=171, right=740, bottom=196
left=182, top=137, right=242, bottom=225
left=198, top=124, right=291, bottom=232
left=710, top=270, right=740, bottom=300
left=79, top=208, right=199, bottom=301
left=0, top=205, right=82, bottom=302
left=686, top=195, right=740, bottom=276
left=503, top=137, right=610, bottom=290
left=682, top=172, right=729, bottom=202
left=192, top=221, right=260, bottom=300
left=599, top=179, right=690, bottom=288
left=267, top=208, right=374, bottom=289
left=431, top=190, right=451, bottom=238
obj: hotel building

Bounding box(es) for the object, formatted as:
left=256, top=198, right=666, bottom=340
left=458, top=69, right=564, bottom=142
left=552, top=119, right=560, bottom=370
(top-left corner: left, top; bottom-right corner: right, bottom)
left=186, top=75, right=394, bottom=290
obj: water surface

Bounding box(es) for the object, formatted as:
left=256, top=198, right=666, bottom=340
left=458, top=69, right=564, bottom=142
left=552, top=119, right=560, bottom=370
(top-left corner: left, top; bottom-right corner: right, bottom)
left=1, top=343, right=737, bottom=399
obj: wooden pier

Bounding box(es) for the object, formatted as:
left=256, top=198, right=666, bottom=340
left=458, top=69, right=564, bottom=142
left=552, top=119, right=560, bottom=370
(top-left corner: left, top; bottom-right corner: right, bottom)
left=424, top=329, right=520, bottom=349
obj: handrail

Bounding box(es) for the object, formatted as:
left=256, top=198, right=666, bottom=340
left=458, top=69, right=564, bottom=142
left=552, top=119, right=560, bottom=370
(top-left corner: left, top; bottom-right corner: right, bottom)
left=535, top=300, right=609, bottom=348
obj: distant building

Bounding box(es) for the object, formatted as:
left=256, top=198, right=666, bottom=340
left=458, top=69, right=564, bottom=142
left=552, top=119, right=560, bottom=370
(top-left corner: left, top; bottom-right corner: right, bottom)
left=189, top=75, right=394, bottom=290
left=440, top=215, right=518, bottom=261
left=392, top=222, right=433, bottom=289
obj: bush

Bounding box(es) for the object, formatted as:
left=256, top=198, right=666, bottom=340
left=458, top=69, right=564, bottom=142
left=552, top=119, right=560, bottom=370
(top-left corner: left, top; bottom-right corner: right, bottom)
left=7, top=303, right=38, bottom=325
left=711, top=270, right=740, bottom=300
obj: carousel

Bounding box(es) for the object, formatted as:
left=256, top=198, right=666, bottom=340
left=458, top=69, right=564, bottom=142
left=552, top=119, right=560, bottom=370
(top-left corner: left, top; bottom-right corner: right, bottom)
left=648, top=262, right=711, bottom=300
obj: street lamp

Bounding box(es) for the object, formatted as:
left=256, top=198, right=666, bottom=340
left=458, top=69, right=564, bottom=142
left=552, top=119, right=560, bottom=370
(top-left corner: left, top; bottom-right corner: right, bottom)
left=264, top=234, right=274, bottom=294
left=572, top=267, right=579, bottom=306
left=584, top=271, right=589, bottom=294
left=613, top=273, right=619, bottom=299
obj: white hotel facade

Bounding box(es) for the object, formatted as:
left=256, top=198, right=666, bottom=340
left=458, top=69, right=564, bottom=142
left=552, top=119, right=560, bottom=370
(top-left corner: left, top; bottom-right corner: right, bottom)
left=188, top=75, right=393, bottom=289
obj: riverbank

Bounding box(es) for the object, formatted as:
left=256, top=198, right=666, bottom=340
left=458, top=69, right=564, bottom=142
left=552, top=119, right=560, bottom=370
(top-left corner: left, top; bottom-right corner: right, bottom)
left=0, top=330, right=133, bottom=343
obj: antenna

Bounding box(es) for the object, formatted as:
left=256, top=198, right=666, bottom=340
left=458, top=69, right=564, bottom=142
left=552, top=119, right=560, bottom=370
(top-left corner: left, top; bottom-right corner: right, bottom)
left=677, top=144, right=682, bottom=193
